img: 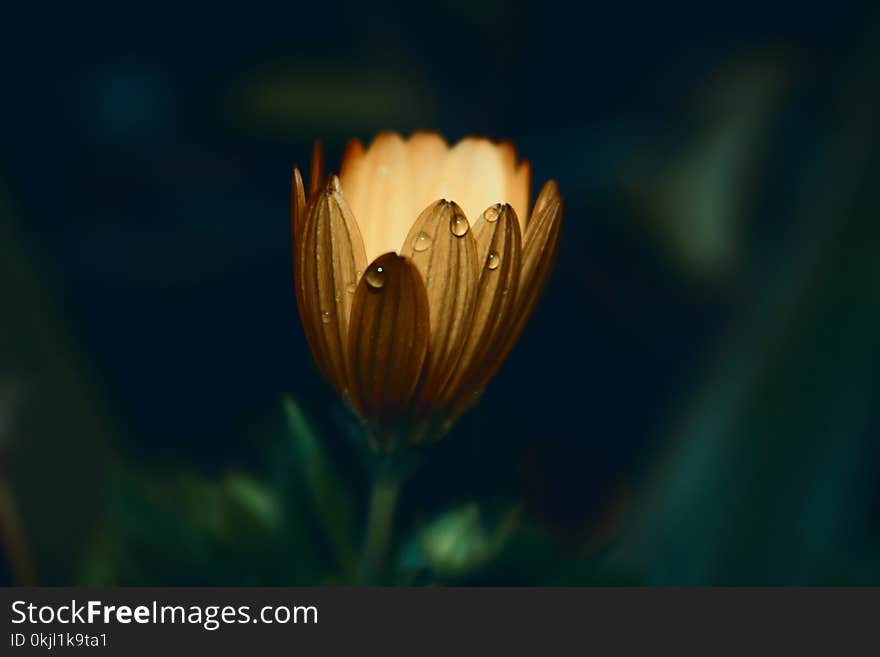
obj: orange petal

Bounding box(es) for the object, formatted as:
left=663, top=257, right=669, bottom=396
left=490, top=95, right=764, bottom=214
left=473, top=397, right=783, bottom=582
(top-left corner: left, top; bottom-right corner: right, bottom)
left=401, top=200, right=479, bottom=408
left=291, top=167, right=306, bottom=247
left=461, top=181, right=562, bottom=410
left=509, top=181, right=562, bottom=341
left=513, top=160, right=531, bottom=232
left=442, top=203, right=522, bottom=405
left=407, top=131, right=450, bottom=205
left=298, top=176, right=367, bottom=392
left=347, top=253, right=430, bottom=420
left=342, top=132, right=411, bottom=262
left=437, top=138, right=524, bottom=230
left=291, top=167, right=316, bottom=375
left=339, top=132, right=530, bottom=262
left=339, top=138, right=365, bottom=180
left=309, top=140, right=324, bottom=197
left=530, top=179, right=558, bottom=229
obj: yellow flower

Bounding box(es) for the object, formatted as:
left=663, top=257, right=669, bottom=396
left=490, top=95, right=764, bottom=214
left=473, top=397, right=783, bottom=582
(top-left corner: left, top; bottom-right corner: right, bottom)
left=291, top=132, right=562, bottom=436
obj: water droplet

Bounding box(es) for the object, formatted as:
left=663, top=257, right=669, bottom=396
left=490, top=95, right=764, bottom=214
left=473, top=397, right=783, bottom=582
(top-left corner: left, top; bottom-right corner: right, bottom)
left=365, top=265, right=386, bottom=289
left=321, top=310, right=332, bottom=323
left=486, top=251, right=500, bottom=270
left=484, top=206, right=500, bottom=222
left=450, top=215, right=469, bottom=237
left=412, top=231, right=432, bottom=252
left=346, top=281, right=357, bottom=294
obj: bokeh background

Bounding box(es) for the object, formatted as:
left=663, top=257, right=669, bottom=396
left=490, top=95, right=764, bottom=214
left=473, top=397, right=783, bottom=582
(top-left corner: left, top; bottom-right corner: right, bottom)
left=2, top=1, right=879, bottom=585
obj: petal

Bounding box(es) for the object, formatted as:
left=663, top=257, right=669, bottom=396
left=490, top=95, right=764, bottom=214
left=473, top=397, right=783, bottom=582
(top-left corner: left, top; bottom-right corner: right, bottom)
left=513, top=160, right=531, bottom=232
left=401, top=200, right=479, bottom=408
left=530, top=178, right=558, bottom=228
left=298, top=176, right=368, bottom=392
left=309, top=140, right=324, bottom=197
left=342, top=132, right=412, bottom=262
left=498, top=182, right=563, bottom=369
left=437, top=138, right=516, bottom=229
left=442, top=203, right=522, bottom=405
left=339, top=132, right=530, bottom=262
left=509, top=181, right=562, bottom=343
left=291, top=167, right=306, bottom=246
left=497, top=142, right=530, bottom=232
left=339, top=138, right=365, bottom=180
left=407, top=131, right=450, bottom=206
left=291, top=167, right=316, bottom=374
left=456, top=181, right=562, bottom=413
left=347, top=253, right=430, bottom=420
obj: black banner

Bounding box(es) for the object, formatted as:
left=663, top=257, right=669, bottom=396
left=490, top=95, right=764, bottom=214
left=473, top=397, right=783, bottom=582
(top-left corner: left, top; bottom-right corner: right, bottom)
left=0, top=588, right=875, bottom=654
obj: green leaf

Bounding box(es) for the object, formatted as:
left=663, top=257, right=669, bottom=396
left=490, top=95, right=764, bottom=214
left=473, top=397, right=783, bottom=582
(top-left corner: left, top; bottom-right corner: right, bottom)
left=283, top=396, right=357, bottom=579
left=403, top=502, right=520, bottom=582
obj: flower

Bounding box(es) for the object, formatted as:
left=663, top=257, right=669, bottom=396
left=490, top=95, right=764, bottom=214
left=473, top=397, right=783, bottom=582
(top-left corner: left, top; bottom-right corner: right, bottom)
left=291, top=132, right=562, bottom=438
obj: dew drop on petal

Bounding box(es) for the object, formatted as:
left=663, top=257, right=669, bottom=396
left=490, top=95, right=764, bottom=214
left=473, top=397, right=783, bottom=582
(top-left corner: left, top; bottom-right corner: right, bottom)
left=486, top=251, right=500, bottom=270
left=484, top=205, right=500, bottom=222
left=412, top=231, right=432, bottom=252
left=450, top=215, right=469, bottom=237
left=321, top=310, right=332, bottom=323
left=365, top=265, right=386, bottom=290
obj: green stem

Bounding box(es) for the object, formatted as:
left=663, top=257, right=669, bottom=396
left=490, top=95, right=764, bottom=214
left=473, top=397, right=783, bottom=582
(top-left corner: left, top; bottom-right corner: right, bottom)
left=358, top=476, right=400, bottom=585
